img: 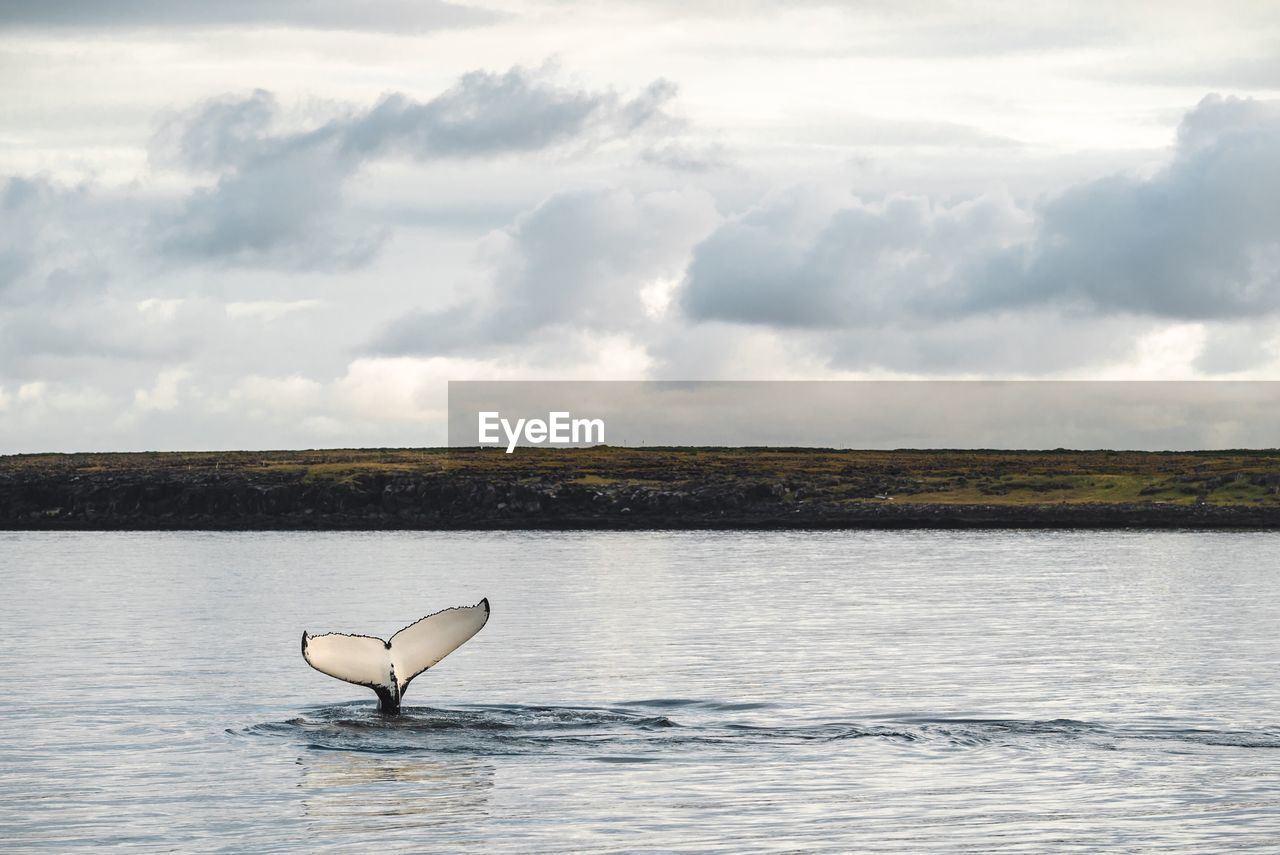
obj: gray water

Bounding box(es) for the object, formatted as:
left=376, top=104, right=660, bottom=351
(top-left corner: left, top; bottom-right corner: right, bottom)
left=1, top=531, right=1278, bottom=852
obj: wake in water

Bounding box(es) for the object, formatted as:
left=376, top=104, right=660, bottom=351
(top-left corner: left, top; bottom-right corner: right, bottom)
left=238, top=700, right=1280, bottom=759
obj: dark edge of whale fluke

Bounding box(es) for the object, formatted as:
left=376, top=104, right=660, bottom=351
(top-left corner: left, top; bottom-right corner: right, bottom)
left=394, top=598, right=492, bottom=690
left=302, top=599, right=490, bottom=716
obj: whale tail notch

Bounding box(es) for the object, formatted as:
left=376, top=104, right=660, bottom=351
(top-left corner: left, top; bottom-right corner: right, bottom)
left=301, top=598, right=490, bottom=714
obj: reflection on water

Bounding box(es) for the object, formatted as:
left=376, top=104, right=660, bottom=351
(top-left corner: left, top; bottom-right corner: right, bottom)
left=298, top=743, right=494, bottom=836
left=2, top=530, right=1280, bottom=851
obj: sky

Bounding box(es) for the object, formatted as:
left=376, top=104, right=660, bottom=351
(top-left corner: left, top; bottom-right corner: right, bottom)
left=2, top=1, right=1280, bottom=451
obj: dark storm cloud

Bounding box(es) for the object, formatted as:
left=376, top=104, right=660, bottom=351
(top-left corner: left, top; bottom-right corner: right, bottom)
left=0, top=0, right=496, bottom=32
left=681, top=95, right=1280, bottom=331
left=153, top=68, right=683, bottom=267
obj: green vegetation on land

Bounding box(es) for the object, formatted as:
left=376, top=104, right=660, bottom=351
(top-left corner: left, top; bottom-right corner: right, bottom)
left=7, top=446, right=1280, bottom=508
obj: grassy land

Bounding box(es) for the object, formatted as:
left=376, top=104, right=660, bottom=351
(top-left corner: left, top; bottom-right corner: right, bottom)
left=7, top=446, right=1280, bottom=507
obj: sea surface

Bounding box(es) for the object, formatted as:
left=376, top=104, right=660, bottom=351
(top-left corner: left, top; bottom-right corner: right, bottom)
left=1, top=530, right=1279, bottom=852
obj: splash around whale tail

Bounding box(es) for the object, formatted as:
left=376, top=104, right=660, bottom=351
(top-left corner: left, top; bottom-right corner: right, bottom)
left=301, top=598, right=490, bottom=714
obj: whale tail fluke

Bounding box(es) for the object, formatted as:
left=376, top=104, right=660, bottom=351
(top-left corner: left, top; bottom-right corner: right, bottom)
left=302, top=598, right=490, bottom=714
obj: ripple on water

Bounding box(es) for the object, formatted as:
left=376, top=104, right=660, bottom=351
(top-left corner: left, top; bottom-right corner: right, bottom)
left=236, top=702, right=1280, bottom=760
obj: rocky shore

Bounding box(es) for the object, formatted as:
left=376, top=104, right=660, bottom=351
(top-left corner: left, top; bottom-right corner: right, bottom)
left=4, top=448, right=1280, bottom=530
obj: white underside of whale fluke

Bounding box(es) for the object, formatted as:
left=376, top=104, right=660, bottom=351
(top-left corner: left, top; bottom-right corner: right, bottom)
left=302, top=598, right=490, bottom=713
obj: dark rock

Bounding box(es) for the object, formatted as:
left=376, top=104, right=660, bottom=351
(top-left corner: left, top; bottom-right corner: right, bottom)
left=5, top=451, right=1280, bottom=530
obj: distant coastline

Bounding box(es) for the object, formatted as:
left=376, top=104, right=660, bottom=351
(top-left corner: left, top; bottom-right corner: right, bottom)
left=4, top=447, right=1280, bottom=531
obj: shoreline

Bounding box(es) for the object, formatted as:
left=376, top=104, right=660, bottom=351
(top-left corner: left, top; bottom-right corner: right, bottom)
left=5, top=514, right=1280, bottom=532
left=5, top=447, right=1280, bottom=530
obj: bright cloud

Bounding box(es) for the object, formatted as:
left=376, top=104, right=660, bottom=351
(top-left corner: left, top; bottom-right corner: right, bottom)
left=3, top=3, right=1280, bottom=449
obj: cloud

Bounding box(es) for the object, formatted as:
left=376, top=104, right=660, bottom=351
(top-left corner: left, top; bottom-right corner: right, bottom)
left=0, top=176, right=196, bottom=368
left=0, top=64, right=712, bottom=453
left=616, top=0, right=1118, bottom=57
left=155, top=71, right=681, bottom=172
left=134, top=367, right=192, bottom=412
left=155, top=148, right=384, bottom=269
left=681, top=185, right=1031, bottom=328
left=640, top=140, right=731, bottom=172
left=1113, top=54, right=1280, bottom=90
left=151, top=68, right=686, bottom=268
left=337, top=72, right=681, bottom=161
left=357, top=94, right=1280, bottom=378
left=224, top=300, right=324, bottom=321
left=645, top=308, right=1153, bottom=378
left=154, top=89, right=281, bottom=174
left=822, top=312, right=1151, bottom=376
left=0, top=178, right=273, bottom=370
left=1192, top=322, right=1278, bottom=375
left=959, top=95, right=1280, bottom=320
left=799, top=117, right=1025, bottom=150
left=681, top=95, right=1280, bottom=338
left=3, top=379, right=111, bottom=417
left=0, top=181, right=41, bottom=298
left=0, top=175, right=110, bottom=304
left=0, top=295, right=225, bottom=371
left=332, top=357, right=453, bottom=425
left=0, top=0, right=497, bottom=32
left=230, top=374, right=324, bottom=410
left=9, top=74, right=1280, bottom=452
left=371, top=187, right=719, bottom=354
